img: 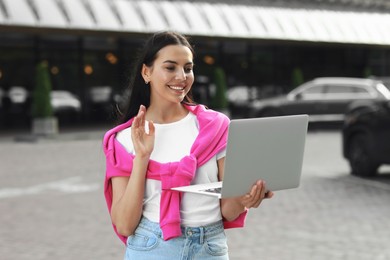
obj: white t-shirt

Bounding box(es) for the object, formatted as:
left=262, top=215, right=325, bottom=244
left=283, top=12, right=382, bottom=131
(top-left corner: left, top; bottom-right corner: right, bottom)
left=116, top=112, right=225, bottom=227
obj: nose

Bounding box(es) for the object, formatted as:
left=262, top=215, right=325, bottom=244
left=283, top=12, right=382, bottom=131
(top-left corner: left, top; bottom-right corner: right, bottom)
left=176, top=68, right=186, bottom=80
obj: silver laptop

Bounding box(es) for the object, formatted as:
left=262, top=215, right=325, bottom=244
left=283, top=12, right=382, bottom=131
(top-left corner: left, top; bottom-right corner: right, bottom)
left=171, top=114, right=309, bottom=198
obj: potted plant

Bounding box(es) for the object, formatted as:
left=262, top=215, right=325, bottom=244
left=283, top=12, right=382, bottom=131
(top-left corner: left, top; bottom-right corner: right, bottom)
left=291, top=67, right=304, bottom=89
left=211, top=66, right=230, bottom=117
left=31, top=61, right=58, bottom=136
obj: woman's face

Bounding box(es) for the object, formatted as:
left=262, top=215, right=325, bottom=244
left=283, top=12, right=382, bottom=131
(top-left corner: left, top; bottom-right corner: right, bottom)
left=142, top=44, right=194, bottom=105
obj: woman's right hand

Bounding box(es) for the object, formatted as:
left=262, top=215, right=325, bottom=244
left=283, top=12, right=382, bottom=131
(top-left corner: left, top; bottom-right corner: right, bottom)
left=131, top=105, right=155, bottom=158
left=240, top=180, right=273, bottom=209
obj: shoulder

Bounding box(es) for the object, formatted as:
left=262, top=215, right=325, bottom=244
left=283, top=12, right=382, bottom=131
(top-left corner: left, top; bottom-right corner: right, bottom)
left=185, top=104, right=230, bottom=125
left=115, top=127, right=134, bottom=153
left=103, top=119, right=134, bottom=154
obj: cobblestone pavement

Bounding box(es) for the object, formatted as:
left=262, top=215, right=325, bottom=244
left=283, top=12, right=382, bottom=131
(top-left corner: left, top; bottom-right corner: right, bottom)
left=0, top=129, right=390, bottom=260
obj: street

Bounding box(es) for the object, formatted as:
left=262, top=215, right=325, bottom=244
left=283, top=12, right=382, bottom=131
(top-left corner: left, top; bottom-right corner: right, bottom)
left=1, top=129, right=390, bottom=260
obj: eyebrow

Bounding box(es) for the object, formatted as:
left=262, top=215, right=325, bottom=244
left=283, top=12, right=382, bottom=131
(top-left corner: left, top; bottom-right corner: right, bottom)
left=163, top=60, right=193, bottom=66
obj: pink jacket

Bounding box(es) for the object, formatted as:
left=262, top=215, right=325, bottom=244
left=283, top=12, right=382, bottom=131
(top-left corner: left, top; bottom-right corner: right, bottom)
left=103, top=104, right=247, bottom=244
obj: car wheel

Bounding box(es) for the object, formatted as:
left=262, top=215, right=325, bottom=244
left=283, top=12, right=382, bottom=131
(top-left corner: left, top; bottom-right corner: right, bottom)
left=347, top=134, right=379, bottom=177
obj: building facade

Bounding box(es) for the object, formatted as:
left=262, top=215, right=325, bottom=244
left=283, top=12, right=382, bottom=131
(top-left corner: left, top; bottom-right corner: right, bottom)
left=1, top=0, right=390, bottom=126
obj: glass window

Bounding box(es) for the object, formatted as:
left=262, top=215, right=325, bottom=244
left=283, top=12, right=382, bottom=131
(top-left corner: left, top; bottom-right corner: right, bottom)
left=295, top=85, right=325, bottom=100
left=0, top=34, right=35, bottom=91
left=302, top=85, right=324, bottom=94
left=325, top=84, right=373, bottom=99
left=39, top=36, right=80, bottom=94
left=327, top=85, right=356, bottom=94
left=376, top=83, right=390, bottom=99
left=353, top=86, right=370, bottom=94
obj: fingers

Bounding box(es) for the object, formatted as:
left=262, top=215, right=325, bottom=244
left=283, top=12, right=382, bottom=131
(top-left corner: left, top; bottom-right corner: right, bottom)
left=242, top=180, right=271, bottom=209
left=137, top=105, right=145, bottom=127
left=147, top=120, right=155, bottom=137
left=265, top=191, right=274, bottom=199
left=132, top=105, right=146, bottom=129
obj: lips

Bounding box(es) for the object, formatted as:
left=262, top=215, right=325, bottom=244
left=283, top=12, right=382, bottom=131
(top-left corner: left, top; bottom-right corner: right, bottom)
left=168, top=85, right=186, bottom=91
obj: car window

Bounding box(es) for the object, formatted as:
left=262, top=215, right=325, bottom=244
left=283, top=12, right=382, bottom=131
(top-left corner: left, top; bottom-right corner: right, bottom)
left=296, top=85, right=325, bottom=100
left=302, top=85, right=324, bottom=94
left=376, top=83, right=390, bottom=99
left=324, top=85, right=373, bottom=99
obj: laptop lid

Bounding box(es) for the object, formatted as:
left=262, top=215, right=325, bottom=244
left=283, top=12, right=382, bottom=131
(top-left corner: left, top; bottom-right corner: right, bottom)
left=220, top=114, right=308, bottom=198
left=172, top=114, right=308, bottom=198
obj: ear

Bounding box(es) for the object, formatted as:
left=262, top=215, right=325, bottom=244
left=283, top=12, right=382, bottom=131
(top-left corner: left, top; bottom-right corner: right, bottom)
left=141, top=64, right=151, bottom=83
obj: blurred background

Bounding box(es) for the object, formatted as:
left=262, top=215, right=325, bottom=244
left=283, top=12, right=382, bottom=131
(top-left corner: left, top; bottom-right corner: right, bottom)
left=1, top=0, right=390, bottom=128
left=1, top=0, right=390, bottom=259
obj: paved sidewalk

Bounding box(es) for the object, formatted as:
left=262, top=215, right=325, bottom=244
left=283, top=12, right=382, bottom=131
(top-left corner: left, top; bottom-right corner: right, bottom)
left=0, top=124, right=110, bottom=143
left=1, top=129, right=390, bottom=259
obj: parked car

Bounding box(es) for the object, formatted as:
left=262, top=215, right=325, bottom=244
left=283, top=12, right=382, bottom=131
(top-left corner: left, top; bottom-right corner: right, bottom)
left=248, top=77, right=390, bottom=123
left=50, top=90, right=82, bottom=114
left=86, top=86, right=114, bottom=121
left=6, top=86, right=31, bottom=116
left=342, top=99, right=390, bottom=177
left=227, top=85, right=284, bottom=118
left=227, top=85, right=258, bottom=118
left=8, top=86, right=29, bottom=104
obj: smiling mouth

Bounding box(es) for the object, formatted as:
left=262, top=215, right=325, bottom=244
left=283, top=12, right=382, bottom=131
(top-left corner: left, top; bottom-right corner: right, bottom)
left=168, top=85, right=186, bottom=91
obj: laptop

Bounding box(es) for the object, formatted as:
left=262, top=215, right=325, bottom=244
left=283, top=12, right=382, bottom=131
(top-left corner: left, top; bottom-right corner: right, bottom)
left=171, top=114, right=309, bottom=198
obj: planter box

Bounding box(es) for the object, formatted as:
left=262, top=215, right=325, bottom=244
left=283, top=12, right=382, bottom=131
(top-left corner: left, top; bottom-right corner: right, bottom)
left=32, top=117, right=59, bottom=136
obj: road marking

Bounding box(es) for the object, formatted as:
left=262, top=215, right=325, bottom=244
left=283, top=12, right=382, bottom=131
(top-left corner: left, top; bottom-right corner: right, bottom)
left=0, top=177, right=100, bottom=199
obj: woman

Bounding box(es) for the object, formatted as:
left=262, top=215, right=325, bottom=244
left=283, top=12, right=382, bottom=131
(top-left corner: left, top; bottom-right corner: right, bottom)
left=103, top=31, right=273, bottom=259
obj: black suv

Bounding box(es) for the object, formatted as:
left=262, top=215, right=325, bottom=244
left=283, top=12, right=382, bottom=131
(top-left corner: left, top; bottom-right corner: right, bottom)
left=342, top=100, right=390, bottom=176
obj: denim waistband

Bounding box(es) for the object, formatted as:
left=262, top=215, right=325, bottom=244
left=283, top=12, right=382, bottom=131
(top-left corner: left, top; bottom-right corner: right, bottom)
left=137, top=217, right=224, bottom=241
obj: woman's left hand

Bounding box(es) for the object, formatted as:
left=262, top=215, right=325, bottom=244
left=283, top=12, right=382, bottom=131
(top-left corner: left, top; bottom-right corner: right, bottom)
left=240, top=180, right=274, bottom=209
left=131, top=105, right=155, bottom=159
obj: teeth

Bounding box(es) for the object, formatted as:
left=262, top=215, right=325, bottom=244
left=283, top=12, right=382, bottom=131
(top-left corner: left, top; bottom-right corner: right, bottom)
left=169, top=86, right=185, bottom=90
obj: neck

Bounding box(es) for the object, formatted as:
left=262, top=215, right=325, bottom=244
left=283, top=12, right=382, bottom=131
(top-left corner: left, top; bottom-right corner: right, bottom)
left=146, top=103, right=188, bottom=124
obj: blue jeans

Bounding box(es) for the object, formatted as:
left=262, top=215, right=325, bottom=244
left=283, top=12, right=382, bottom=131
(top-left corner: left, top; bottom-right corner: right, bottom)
left=124, top=217, right=229, bottom=260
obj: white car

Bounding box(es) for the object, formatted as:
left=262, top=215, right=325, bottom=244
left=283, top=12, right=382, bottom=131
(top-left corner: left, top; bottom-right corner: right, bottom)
left=50, top=90, right=82, bottom=113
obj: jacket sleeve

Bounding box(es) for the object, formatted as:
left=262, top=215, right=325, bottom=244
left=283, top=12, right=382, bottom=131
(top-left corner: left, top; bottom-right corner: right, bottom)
left=223, top=210, right=248, bottom=229
left=103, top=125, right=135, bottom=244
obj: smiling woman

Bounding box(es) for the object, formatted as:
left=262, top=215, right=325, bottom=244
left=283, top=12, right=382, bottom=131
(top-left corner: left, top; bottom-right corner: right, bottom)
left=140, top=44, right=195, bottom=117
left=102, top=31, right=273, bottom=260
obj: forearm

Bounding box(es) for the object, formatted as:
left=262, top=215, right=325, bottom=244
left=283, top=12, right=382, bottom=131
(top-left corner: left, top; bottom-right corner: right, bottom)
left=220, top=197, right=246, bottom=222
left=111, top=156, right=149, bottom=236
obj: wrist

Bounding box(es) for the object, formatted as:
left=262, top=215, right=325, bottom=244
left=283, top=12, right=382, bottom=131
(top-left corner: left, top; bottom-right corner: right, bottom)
left=134, top=154, right=150, bottom=164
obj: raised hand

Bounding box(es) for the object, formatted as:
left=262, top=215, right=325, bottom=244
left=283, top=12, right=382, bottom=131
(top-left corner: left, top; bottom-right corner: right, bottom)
left=131, top=105, right=155, bottom=158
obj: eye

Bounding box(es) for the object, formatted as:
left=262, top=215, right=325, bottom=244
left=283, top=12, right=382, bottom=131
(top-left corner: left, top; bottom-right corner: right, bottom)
left=166, top=66, right=175, bottom=71
left=185, top=67, right=193, bottom=73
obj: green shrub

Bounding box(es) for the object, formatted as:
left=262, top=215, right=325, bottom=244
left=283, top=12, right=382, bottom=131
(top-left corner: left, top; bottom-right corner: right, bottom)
left=363, top=67, right=372, bottom=78
left=31, top=61, right=53, bottom=118
left=291, top=67, right=304, bottom=89
left=211, top=67, right=228, bottom=110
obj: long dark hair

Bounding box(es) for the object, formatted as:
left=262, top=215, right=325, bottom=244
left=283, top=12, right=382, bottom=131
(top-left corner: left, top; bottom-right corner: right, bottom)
left=116, top=31, right=196, bottom=124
